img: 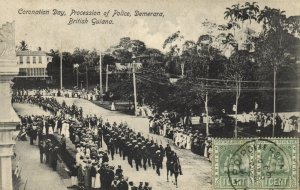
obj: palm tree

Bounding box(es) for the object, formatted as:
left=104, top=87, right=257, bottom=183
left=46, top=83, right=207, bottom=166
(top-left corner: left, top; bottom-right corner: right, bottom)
left=257, top=6, right=286, bottom=33
left=245, top=2, right=259, bottom=24
left=224, top=7, right=234, bottom=20
left=225, top=2, right=260, bottom=30
left=231, top=4, right=243, bottom=22
left=224, top=4, right=242, bottom=36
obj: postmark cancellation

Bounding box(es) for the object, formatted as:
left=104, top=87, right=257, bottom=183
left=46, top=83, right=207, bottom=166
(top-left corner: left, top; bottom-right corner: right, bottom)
left=212, top=138, right=299, bottom=190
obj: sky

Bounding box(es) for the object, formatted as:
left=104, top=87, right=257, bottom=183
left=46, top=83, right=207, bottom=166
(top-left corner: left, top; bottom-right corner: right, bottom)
left=0, top=0, right=299, bottom=53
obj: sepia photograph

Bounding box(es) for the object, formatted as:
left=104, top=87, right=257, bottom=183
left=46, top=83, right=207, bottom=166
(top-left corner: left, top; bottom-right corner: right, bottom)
left=0, top=0, right=299, bottom=189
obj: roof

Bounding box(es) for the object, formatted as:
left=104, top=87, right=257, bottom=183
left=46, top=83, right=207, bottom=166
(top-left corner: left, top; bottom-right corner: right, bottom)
left=240, top=27, right=256, bottom=35
left=288, top=15, right=300, bottom=20
left=16, top=50, right=49, bottom=56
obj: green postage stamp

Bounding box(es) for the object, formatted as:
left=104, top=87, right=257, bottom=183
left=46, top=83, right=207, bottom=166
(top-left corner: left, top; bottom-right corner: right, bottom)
left=212, top=138, right=299, bottom=190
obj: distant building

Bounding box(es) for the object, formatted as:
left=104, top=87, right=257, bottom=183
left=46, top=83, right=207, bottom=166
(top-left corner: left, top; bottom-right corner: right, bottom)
left=115, top=62, right=142, bottom=71
left=16, top=50, right=52, bottom=78
left=236, top=27, right=256, bottom=52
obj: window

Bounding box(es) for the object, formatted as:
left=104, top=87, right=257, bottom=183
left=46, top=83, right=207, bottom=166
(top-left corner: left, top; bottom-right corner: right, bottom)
left=19, top=56, right=23, bottom=64
left=19, top=68, right=26, bottom=76
left=33, top=56, right=36, bottom=64
left=26, top=56, right=30, bottom=64
left=39, top=56, right=42, bottom=64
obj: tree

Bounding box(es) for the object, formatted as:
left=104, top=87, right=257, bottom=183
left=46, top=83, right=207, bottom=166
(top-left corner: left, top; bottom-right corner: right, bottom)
left=83, top=49, right=99, bottom=89
left=224, top=2, right=260, bottom=37
left=47, top=49, right=74, bottom=87
left=72, top=48, right=89, bottom=88
left=254, top=8, right=300, bottom=113
left=244, top=2, right=260, bottom=24
left=163, top=31, right=184, bottom=75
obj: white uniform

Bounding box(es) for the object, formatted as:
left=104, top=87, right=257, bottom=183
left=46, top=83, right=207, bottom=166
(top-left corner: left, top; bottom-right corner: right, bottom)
left=62, top=121, right=70, bottom=138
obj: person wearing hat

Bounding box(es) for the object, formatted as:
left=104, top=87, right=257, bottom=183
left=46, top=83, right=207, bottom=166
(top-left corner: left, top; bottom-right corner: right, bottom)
left=141, top=146, right=148, bottom=171
left=116, top=177, right=129, bottom=190
left=133, top=144, right=142, bottom=171
left=145, top=142, right=152, bottom=167
left=154, top=150, right=163, bottom=176
left=93, top=163, right=101, bottom=189
left=44, top=140, right=51, bottom=164
left=143, top=182, right=151, bottom=190
left=128, top=181, right=134, bottom=190
left=26, top=123, right=34, bottom=145
left=77, top=156, right=85, bottom=188
left=51, top=146, right=59, bottom=171
left=115, top=165, right=123, bottom=179
left=56, top=117, right=62, bottom=135
left=100, top=163, right=114, bottom=190
left=111, top=180, right=118, bottom=189
left=150, top=144, right=157, bottom=170
left=38, top=140, right=45, bottom=163
left=60, top=134, right=66, bottom=151
left=198, top=133, right=205, bottom=156
left=137, top=182, right=143, bottom=190
left=122, top=141, right=129, bottom=161
left=102, top=152, right=109, bottom=163
left=165, top=144, right=172, bottom=161
left=108, top=137, right=115, bottom=160
left=97, top=126, right=103, bottom=148
left=84, top=159, right=92, bottom=190
left=127, top=143, right=133, bottom=168
left=67, top=162, right=78, bottom=188
left=90, top=161, right=97, bottom=189
left=119, top=137, right=126, bottom=159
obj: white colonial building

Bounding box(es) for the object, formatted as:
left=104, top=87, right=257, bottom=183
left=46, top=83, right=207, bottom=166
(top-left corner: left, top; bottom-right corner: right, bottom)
left=16, top=50, right=52, bottom=78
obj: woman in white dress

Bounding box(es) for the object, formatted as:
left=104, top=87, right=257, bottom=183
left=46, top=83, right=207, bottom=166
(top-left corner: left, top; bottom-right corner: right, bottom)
left=61, top=120, right=67, bottom=136
left=111, top=102, right=116, bottom=111
left=283, top=118, right=291, bottom=133
left=43, top=118, right=46, bottom=134
left=186, top=134, right=192, bottom=150
left=94, top=165, right=101, bottom=189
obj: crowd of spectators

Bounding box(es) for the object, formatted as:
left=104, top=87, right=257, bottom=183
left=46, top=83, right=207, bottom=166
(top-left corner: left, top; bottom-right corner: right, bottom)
left=13, top=94, right=185, bottom=189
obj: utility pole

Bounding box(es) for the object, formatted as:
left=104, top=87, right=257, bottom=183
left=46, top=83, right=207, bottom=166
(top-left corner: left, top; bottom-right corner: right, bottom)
left=273, top=65, right=277, bottom=137
left=73, top=63, right=79, bottom=88
left=132, top=59, right=137, bottom=116
left=234, top=78, right=241, bottom=138
left=76, top=68, right=78, bottom=88
left=60, top=41, right=63, bottom=89
left=99, top=52, right=103, bottom=94
left=86, top=65, right=88, bottom=89
left=205, top=91, right=209, bottom=136
left=106, top=64, right=108, bottom=92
